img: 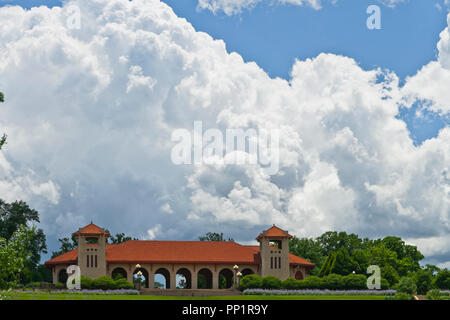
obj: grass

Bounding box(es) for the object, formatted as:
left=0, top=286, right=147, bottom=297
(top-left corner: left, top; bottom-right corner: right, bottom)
left=6, top=291, right=386, bottom=300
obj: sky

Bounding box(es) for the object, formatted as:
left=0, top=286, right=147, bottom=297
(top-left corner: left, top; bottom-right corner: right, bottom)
left=0, top=0, right=449, bottom=268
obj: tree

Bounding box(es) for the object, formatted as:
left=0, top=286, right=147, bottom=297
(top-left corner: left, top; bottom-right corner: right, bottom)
left=0, top=91, right=6, bottom=150
left=318, top=252, right=336, bottom=277
left=0, top=225, right=35, bottom=288
left=0, top=200, right=47, bottom=283
left=109, top=232, right=138, bottom=244
left=424, top=264, right=440, bottom=276
left=381, top=264, right=400, bottom=287
left=331, top=248, right=358, bottom=276
left=199, top=232, right=233, bottom=241
left=316, top=231, right=366, bottom=255
left=413, top=269, right=432, bottom=295
left=374, top=236, right=423, bottom=276
left=367, top=244, right=397, bottom=268
left=177, top=278, right=187, bottom=289
left=289, top=236, right=325, bottom=275
left=51, top=236, right=78, bottom=258
left=432, top=269, right=450, bottom=290
left=351, top=249, right=369, bottom=274
left=396, top=277, right=416, bottom=295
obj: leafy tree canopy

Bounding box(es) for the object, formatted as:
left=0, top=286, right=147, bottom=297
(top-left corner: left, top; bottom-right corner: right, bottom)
left=109, top=232, right=138, bottom=244
left=0, top=200, right=47, bottom=270
left=199, top=232, right=233, bottom=242
left=0, top=225, right=35, bottom=289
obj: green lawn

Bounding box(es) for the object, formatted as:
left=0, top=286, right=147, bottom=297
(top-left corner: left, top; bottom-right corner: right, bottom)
left=6, top=292, right=386, bottom=300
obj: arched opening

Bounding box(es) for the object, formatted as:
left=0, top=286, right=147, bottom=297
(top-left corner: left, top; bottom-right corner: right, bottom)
left=241, top=268, right=254, bottom=277
left=58, top=269, right=68, bottom=284
left=85, top=237, right=99, bottom=244
left=295, top=270, right=304, bottom=280
left=197, top=268, right=213, bottom=289
left=112, top=267, right=127, bottom=280
left=133, top=267, right=149, bottom=288
left=154, top=268, right=170, bottom=289
left=218, top=268, right=234, bottom=289
left=176, top=268, right=192, bottom=289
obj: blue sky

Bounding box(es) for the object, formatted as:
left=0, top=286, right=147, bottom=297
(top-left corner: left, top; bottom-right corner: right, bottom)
left=4, top=0, right=449, bottom=144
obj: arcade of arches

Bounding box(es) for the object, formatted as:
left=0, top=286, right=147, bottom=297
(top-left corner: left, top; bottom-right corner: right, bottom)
left=107, top=264, right=257, bottom=289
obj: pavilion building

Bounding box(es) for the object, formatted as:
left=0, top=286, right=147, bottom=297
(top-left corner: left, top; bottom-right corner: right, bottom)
left=45, top=223, right=314, bottom=289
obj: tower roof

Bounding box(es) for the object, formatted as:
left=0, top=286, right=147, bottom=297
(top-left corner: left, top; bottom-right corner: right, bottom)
left=256, top=225, right=292, bottom=241
left=73, top=222, right=110, bottom=237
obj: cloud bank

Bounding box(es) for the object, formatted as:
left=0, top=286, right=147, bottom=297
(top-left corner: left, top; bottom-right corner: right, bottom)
left=0, top=0, right=449, bottom=266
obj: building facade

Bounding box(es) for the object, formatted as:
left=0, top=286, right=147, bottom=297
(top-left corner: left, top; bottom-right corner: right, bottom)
left=45, top=223, right=315, bottom=289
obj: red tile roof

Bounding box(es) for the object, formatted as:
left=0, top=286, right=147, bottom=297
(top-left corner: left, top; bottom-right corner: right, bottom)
left=73, top=222, right=110, bottom=237
left=45, top=240, right=314, bottom=269
left=256, top=225, right=292, bottom=241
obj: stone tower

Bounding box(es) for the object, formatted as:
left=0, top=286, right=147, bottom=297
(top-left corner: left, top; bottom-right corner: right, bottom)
left=258, top=225, right=292, bottom=280
left=74, top=222, right=109, bottom=279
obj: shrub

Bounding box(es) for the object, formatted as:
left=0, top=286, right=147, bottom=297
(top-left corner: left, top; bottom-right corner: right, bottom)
left=396, top=277, right=416, bottom=295
left=80, top=276, right=93, bottom=289
left=92, top=276, right=115, bottom=290
left=25, top=282, right=41, bottom=289
left=281, top=277, right=299, bottom=290
left=385, top=292, right=412, bottom=300
left=426, top=289, right=441, bottom=300
left=301, top=276, right=325, bottom=289
left=55, top=282, right=65, bottom=289
left=324, top=274, right=345, bottom=290
left=432, top=270, right=450, bottom=290
left=343, top=274, right=367, bottom=290
left=114, top=278, right=134, bottom=290
left=239, top=275, right=262, bottom=291
left=261, top=276, right=281, bottom=289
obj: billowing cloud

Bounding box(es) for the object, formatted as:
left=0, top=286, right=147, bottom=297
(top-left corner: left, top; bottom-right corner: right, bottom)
left=0, top=0, right=448, bottom=266
left=402, top=13, right=450, bottom=114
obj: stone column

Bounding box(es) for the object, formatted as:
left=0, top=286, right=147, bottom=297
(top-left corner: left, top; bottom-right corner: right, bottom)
left=127, top=265, right=134, bottom=284
left=148, top=270, right=154, bottom=289
left=212, top=271, right=219, bottom=289
left=170, top=270, right=177, bottom=289
left=191, top=268, right=198, bottom=289
left=52, top=267, right=57, bottom=284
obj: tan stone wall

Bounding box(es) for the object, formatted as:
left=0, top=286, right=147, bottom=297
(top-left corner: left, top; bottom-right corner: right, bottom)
left=289, top=266, right=308, bottom=280
left=260, top=237, right=290, bottom=280
left=77, top=234, right=107, bottom=280
left=52, top=264, right=70, bottom=284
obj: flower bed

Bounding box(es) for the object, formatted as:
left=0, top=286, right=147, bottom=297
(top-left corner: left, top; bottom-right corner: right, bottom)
left=243, top=289, right=396, bottom=296
left=21, top=289, right=139, bottom=295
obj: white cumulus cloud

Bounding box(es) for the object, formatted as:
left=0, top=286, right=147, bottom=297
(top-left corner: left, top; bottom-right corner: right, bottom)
left=0, top=0, right=448, bottom=266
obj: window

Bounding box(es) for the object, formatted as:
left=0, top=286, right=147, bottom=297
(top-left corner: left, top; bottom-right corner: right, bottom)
left=91, top=255, right=93, bottom=268
left=270, top=257, right=273, bottom=269
left=87, top=255, right=89, bottom=267
left=278, top=257, right=281, bottom=269
left=274, top=256, right=277, bottom=269
left=95, top=255, right=98, bottom=268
